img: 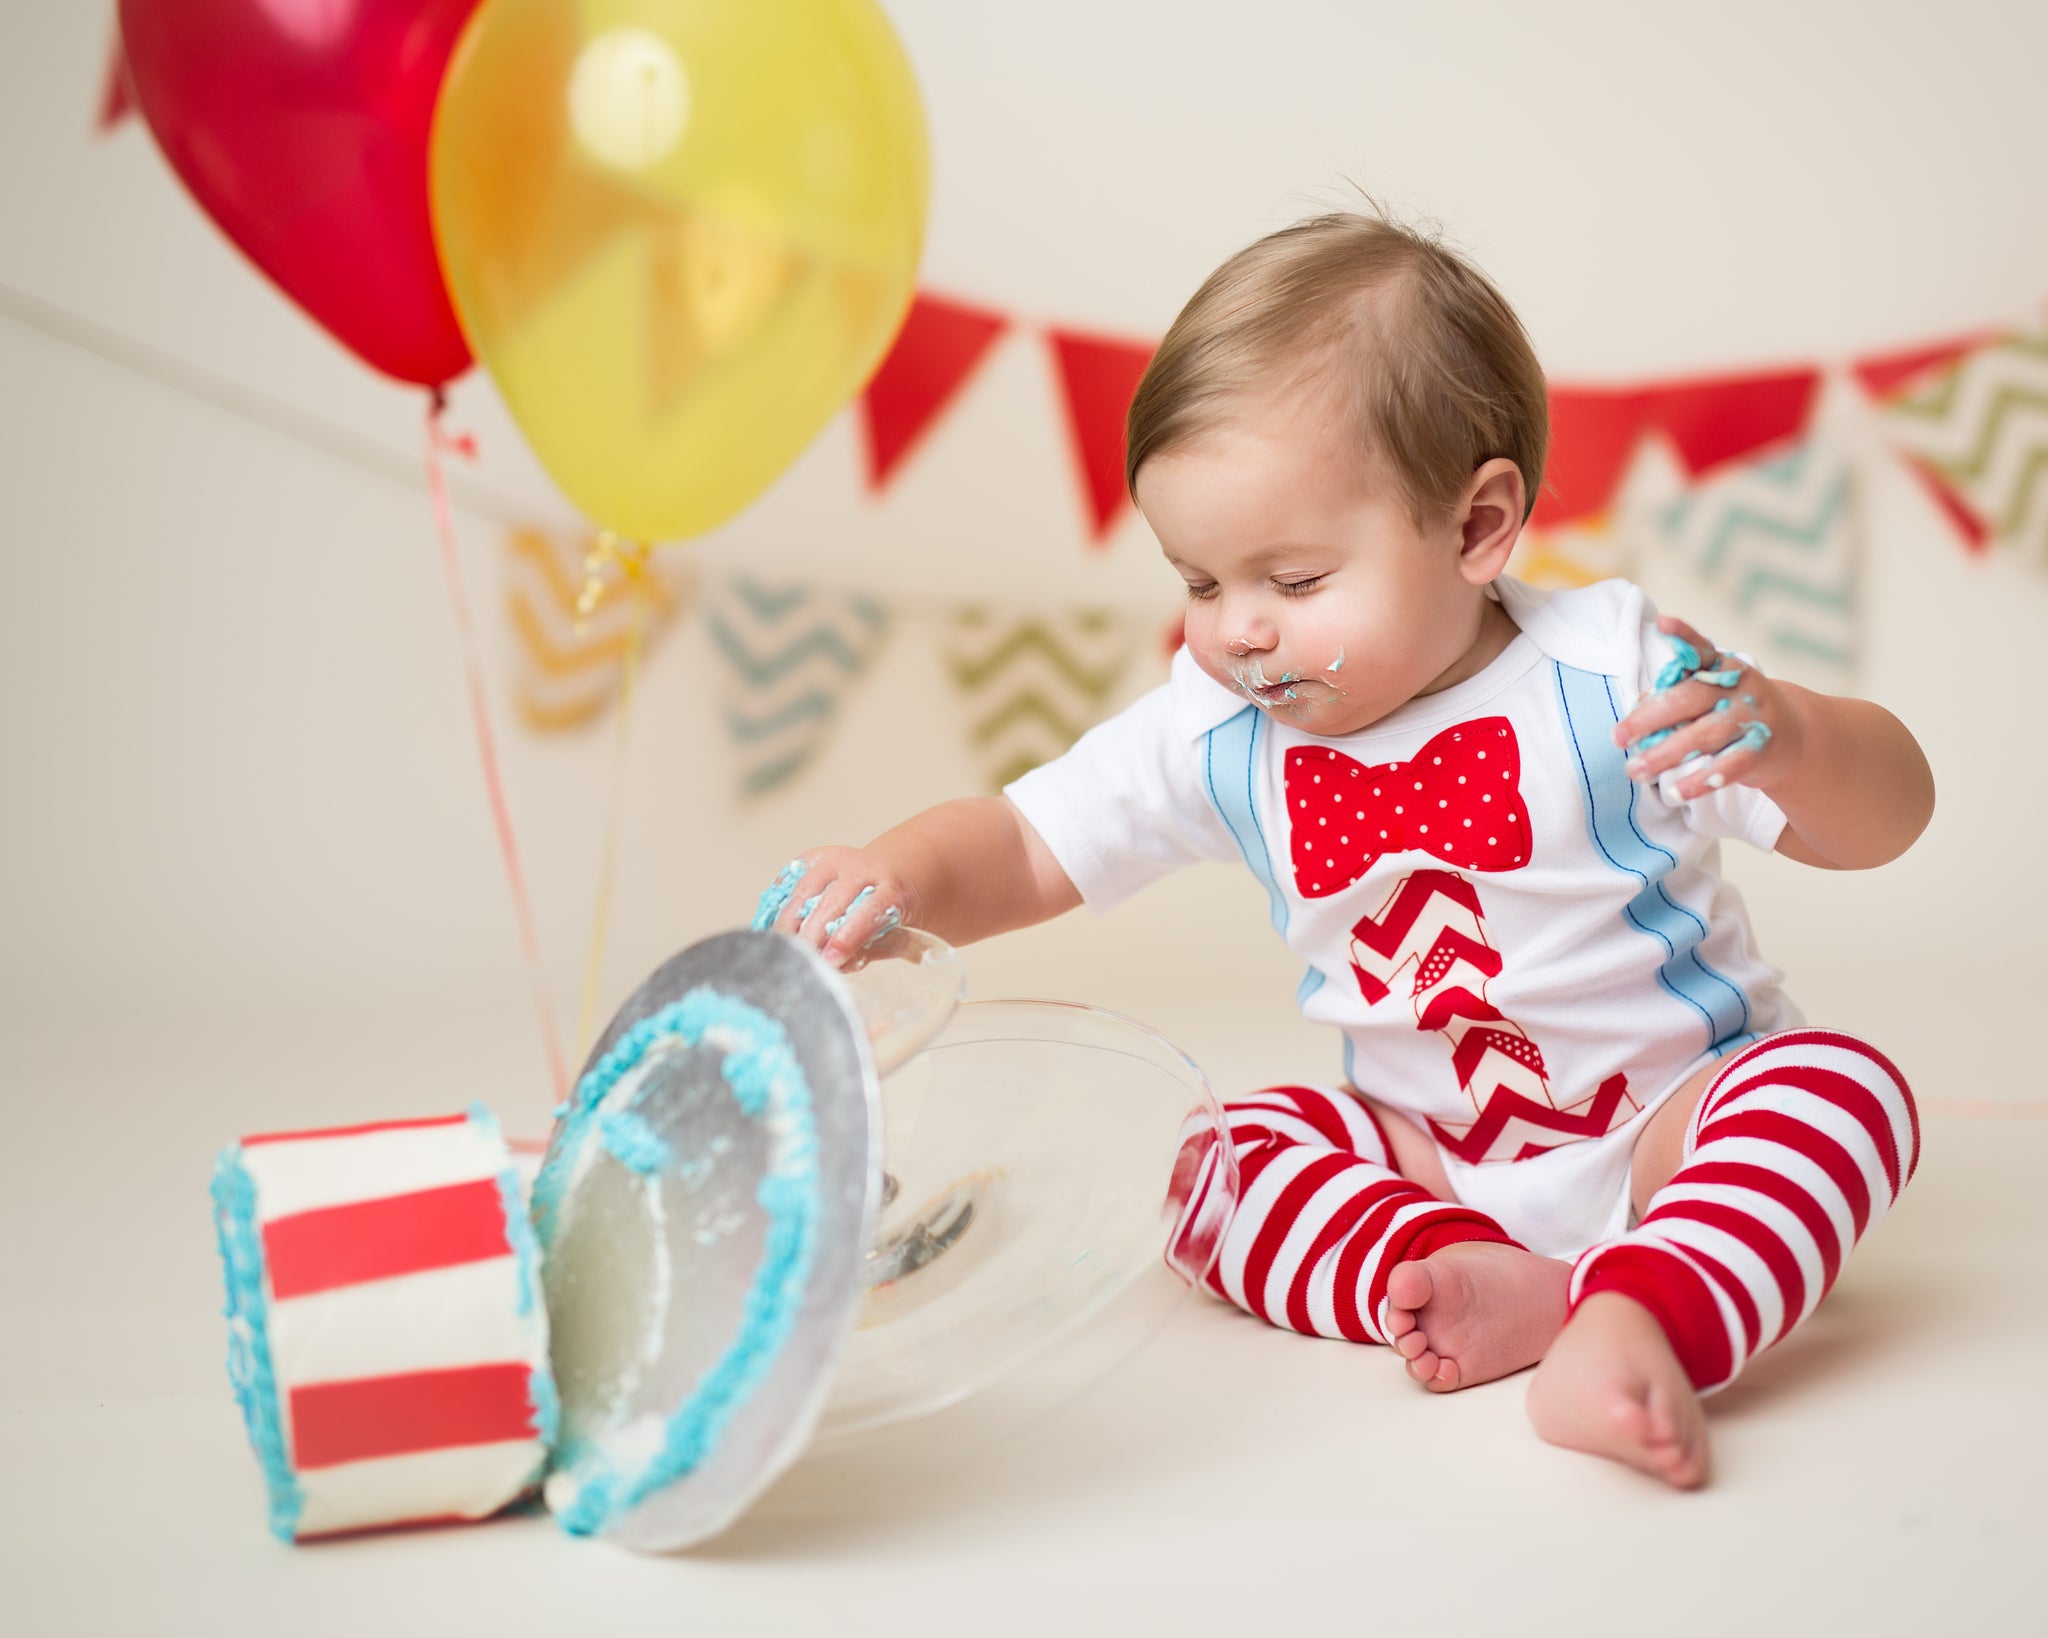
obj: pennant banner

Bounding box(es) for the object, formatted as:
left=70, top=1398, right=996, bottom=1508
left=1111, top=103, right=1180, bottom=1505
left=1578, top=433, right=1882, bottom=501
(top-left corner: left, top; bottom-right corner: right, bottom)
left=1046, top=330, right=1157, bottom=544
left=1650, top=441, right=1860, bottom=679
left=705, top=577, right=889, bottom=797
left=1851, top=332, right=2003, bottom=403
left=90, top=34, right=2036, bottom=565
left=859, top=291, right=1008, bottom=489
left=504, top=529, right=685, bottom=731
left=942, top=607, right=1137, bottom=790
left=1882, top=334, right=2048, bottom=561
left=1534, top=369, right=1822, bottom=528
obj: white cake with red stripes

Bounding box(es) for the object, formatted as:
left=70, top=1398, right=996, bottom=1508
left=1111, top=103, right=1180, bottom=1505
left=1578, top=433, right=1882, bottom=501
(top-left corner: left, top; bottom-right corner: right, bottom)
left=209, top=1105, right=556, bottom=1541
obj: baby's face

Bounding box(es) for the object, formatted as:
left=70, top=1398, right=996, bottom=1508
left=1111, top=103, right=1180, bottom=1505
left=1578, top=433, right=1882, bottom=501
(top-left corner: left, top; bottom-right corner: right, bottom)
left=1137, top=402, right=1496, bottom=738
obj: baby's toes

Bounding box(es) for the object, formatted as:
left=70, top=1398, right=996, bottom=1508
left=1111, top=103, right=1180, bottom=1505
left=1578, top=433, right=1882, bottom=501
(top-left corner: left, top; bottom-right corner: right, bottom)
left=1385, top=1261, right=1433, bottom=1318
left=1405, top=1348, right=1441, bottom=1385
left=1394, top=1327, right=1431, bottom=1361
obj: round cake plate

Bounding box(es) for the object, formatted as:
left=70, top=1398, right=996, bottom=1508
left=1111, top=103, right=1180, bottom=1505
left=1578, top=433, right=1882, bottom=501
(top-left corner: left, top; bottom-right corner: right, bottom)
left=534, top=930, right=884, bottom=1553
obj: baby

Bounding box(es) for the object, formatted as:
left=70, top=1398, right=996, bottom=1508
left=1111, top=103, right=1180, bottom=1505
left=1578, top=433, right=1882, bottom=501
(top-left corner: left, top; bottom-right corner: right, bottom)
left=764, top=210, right=1932, bottom=1488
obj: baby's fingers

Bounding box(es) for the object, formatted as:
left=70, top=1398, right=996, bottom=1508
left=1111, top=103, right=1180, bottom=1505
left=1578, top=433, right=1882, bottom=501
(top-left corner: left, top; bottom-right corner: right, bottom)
left=792, top=874, right=874, bottom=958
left=818, top=887, right=905, bottom=968
left=761, top=855, right=829, bottom=937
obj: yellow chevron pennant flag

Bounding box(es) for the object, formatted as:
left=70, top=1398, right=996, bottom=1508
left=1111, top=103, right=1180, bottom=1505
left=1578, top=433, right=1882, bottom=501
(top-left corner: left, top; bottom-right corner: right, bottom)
left=705, top=578, right=890, bottom=797
left=1883, top=334, right=2048, bottom=561
left=1647, top=441, right=1860, bottom=684
left=942, top=607, right=1137, bottom=791
left=504, top=530, right=685, bottom=730
left=1506, top=513, right=1633, bottom=590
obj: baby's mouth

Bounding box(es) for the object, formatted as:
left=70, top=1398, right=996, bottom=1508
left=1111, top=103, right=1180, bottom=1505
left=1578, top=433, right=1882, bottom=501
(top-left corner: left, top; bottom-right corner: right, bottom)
left=1245, top=670, right=1316, bottom=704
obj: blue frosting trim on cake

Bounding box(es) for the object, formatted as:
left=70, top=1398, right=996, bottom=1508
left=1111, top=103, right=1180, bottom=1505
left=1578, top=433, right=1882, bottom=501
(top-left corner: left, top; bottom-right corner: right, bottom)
left=210, top=1145, right=305, bottom=1543
left=528, top=1364, right=562, bottom=1448
left=469, top=1103, right=544, bottom=1320
left=467, top=1105, right=558, bottom=1469
left=533, top=987, right=822, bottom=1539
left=597, top=1107, right=673, bottom=1174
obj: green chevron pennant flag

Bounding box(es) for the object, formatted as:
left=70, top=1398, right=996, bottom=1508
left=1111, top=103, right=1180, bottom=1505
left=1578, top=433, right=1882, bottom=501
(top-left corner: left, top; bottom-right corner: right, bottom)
left=1883, top=333, right=2048, bottom=560
left=1648, top=441, right=1859, bottom=682
left=706, top=577, right=889, bottom=797
left=942, top=607, right=1138, bottom=790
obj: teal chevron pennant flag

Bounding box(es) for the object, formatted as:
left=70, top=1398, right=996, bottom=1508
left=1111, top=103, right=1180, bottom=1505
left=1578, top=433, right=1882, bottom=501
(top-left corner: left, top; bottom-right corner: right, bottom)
left=705, top=578, right=889, bottom=797
left=1883, top=333, right=2048, bottom=561
left=1648, top=441, right=1859, bottom=681
left=942, top=608, right=1138, bottom=790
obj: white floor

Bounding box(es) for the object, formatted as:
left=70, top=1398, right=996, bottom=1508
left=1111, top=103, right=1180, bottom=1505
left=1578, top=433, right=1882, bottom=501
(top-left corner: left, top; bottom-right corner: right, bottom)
left=3, top=991, right=2042, bottom=1638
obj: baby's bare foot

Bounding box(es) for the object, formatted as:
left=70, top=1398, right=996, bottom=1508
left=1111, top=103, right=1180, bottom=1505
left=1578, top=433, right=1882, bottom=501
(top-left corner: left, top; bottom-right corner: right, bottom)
left=1382, top=1242, right=1572, bottom=1392
left=1526, top=1291, right=1709, bottom=1488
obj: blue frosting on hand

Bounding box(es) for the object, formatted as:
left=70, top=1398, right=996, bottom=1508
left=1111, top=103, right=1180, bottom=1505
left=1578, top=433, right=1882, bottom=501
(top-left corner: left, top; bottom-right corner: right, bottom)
left=750, top=861, right=807, bottom=931
left=824, top=886, right=873, bottom=937
left=1651, top=636, right=1704, bottom=693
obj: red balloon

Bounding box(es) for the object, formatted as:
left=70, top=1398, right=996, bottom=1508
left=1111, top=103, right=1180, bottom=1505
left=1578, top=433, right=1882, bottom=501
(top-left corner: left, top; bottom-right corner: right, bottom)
left=118, top=0, right=483, bottom=388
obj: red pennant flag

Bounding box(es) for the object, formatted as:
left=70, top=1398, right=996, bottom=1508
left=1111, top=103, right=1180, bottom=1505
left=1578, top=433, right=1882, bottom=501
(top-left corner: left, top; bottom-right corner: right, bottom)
left=1048, top=328, right=1156, bottom=544
left=859, top=291, right=1008, bottom=490
left=1902, top=457, right=1991, bottom=555
left=1643, top=367, right=1820, bottom=478
left=1851, top=332, right=2000, bottom=402
left=98, top=28, right=134, bottom=133
left=1533, top=387, right=1652, bottom=527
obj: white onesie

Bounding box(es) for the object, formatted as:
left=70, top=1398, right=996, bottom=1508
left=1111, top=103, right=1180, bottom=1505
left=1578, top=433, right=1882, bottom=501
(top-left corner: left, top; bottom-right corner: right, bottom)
left=1005, top=575, right=1801, bottom=1260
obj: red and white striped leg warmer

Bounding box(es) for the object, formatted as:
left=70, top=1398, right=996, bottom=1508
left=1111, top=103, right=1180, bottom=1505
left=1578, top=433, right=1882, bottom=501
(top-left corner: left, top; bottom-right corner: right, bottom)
left=1570, top=1029, right=1920, bottom=1394
left=1206, top=1085, right=1518, bottom=1344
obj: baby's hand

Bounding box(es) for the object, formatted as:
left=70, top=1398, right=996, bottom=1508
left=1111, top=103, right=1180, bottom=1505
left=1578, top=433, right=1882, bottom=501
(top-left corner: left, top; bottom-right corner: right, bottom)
left=753, top=848, right=918, bottom=968
left=1613, top=616, right=1803, bottom=800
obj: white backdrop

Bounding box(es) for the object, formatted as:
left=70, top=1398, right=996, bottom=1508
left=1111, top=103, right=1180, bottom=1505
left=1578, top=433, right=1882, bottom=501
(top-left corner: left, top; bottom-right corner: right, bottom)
left=3, top=0, right=2042, bottom=1128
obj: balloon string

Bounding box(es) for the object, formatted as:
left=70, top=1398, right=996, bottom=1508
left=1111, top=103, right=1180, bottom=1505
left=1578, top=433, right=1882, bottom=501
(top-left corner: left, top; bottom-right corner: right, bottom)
left=574, top=535, right=652, bottom=1057
left=424, top=392, right=571, bottom=1107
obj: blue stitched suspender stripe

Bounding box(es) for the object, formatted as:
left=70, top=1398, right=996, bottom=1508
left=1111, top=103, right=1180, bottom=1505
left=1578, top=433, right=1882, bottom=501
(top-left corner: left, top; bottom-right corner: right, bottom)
left=1551, top=661, right=1755, bottom=1053
left=1203, top=706, right=1326, bottom=1006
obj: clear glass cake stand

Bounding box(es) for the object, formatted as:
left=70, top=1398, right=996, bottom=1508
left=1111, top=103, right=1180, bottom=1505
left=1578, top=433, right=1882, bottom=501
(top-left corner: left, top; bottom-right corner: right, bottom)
left=536, top=926, right=1239, bottom=1552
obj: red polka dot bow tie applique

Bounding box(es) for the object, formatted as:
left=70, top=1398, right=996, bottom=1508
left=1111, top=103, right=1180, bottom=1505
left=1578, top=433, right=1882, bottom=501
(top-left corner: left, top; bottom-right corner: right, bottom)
left=1286, top=717, right=1530, bottom=896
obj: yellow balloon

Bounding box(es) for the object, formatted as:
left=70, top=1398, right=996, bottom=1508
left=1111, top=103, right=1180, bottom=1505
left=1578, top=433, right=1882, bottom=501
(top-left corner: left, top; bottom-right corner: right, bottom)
left=430, top=0, right=929, bottom=543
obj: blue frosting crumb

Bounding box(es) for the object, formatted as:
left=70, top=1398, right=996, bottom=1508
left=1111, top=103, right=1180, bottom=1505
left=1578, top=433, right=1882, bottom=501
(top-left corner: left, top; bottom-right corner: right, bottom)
left=532, top=986, right=822, bottom=1540
left=210, top=1146, right=305, bottom=1543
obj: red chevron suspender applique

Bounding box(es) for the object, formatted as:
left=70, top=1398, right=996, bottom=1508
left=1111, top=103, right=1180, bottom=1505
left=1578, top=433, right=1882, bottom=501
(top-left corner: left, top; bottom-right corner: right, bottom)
left=1285, top=720, right=1639, bottom=1165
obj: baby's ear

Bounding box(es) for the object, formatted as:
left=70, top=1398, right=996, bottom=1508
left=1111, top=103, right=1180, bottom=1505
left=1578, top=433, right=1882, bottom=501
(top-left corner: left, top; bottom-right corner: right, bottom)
left=1457, top=458, right=1526, bottom=582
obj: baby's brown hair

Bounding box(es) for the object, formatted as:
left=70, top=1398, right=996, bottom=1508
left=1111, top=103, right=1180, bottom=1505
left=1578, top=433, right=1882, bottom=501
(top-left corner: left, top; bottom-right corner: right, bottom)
left=1125, top=208, right=1548, bottom=528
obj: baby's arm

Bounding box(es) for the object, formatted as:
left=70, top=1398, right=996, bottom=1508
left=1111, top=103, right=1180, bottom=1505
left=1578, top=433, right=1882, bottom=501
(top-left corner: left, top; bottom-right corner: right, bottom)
left=1616, top=615, right=1934, bottom=870
left=768, top=796, right=1083, bottom=964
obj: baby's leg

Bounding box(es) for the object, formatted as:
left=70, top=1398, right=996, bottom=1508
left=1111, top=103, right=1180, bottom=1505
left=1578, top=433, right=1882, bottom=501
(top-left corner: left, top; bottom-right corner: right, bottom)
left=1529, top=1030, right=1918, bottom=1486
left=1202, top=1085, right=1568, bottom=1389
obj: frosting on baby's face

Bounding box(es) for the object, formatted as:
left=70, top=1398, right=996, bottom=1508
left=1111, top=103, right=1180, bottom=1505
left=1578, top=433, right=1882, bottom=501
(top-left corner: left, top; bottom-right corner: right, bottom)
left=1137, top=398, right=1521, bottom=739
